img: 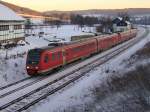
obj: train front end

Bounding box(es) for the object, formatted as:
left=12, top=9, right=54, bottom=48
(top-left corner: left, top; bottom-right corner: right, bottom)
left=26, top=49, right=42, bottom=76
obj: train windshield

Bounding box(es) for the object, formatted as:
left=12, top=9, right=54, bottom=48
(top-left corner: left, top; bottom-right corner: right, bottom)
left=27, top=49, right=41, bottom=65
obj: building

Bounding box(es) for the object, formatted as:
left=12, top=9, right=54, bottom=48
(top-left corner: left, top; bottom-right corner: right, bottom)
left=113, top=17, right=131, bottom=32
left=19, top=14, right=45, bottom=25
left=0, top=4, right=25, bottom=45
left=0, top=1, right=66, bottom=25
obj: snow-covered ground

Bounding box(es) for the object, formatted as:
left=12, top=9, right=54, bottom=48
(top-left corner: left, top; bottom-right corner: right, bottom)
left=29, top=27, right=150, bottom=112
left=0, top=25, right=149, bottom=112
left=0, top=25, right=95, bottom=87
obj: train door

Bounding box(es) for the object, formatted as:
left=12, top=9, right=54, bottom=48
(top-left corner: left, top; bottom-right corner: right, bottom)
left=117, top=33, right=122, bottom=43
left=62, top=48, right=66, bottom=65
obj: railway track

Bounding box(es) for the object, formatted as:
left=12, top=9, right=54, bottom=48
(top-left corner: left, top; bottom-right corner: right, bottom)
left=0, top=77, right=32, bottom=91
left=0, top=46, right=99, bottom=99
left=0, top=51, right=95, bottom=99
left=0, top=27, right=148, bottom=112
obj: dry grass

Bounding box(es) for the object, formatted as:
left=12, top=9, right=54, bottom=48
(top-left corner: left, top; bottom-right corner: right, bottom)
left=136, top=42, right=150, bottom=58
left=91, top=64, right=150, bottom=112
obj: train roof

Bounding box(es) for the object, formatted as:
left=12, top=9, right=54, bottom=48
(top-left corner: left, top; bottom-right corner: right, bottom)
left=32, top=34, right=116, bottom=52
left=31, top=29, right=136, bottom=52
left=33, top=37, right=98, bottom=51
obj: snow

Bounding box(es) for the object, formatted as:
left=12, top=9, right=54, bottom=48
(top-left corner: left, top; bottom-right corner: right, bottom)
left=30, top=27, right=150, bottom=112
left=0, top=4, right=25, bottom=21
left=30, top=18, right=44, bottom=24
left=82, top=14, right=113, bottom=18
left=0, top=24, right=148, bottom=111
left=28, top=25, right=96, bottom=42
left=0, top=25, right=95, bottom=87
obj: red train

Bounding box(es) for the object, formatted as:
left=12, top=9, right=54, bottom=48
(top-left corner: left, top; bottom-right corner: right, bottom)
left=26, top=29, right=137, bottom=76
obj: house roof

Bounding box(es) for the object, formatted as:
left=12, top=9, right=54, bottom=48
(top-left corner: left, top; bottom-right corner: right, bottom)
left=0, top=3, right=25, bottom=21
left=112, top=17, right=122, bottom=24
left=113, top=17, right=131, bottom=26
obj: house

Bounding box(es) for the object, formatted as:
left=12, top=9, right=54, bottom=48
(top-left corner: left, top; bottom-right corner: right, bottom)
left=0, top=3, right=25, bottom=45
left=112, top=17, right=122, bottom=32
left=113, top=17, right=131, bottom=32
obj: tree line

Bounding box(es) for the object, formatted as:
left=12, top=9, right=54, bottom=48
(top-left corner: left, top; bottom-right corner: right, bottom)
left=70, top=14, right=99, bottom=27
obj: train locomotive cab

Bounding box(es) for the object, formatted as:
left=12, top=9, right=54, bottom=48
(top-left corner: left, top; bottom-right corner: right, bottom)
left=26, top=49, right=42, bottom=76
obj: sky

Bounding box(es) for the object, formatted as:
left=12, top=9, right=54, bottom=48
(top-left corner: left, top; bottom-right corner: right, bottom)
left=3, top=0, right=150, bottom=12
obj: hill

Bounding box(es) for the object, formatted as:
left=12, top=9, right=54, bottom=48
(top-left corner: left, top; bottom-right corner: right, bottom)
left=1, top=1, right=150, bottom=18
left=0, top=0, right=43, bottom=16
left=44, top=8, right=150, bottom=16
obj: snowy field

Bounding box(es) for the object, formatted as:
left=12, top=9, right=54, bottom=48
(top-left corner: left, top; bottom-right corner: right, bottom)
left=0, top=25, right=149, bottom=112
left=0, top=25, right=95, bottom=87
left=28, top=27, right=150, bottom=112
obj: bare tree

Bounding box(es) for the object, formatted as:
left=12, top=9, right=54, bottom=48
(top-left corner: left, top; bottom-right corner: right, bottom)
left=118, top=12, right=130, bottom=21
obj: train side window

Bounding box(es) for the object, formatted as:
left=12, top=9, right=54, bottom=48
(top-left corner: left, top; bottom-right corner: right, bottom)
left=52, top=53, right=55, bottom=61
left=44, top=54, right=49, bottom=63
left=72, top=48, right=75, bottom=52
left=58, top=52, right=61, bottom=59
left=78, top=47, right=81, bottom=51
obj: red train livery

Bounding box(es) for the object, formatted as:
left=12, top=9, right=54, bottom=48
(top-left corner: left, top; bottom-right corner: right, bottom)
left=26, top=29, right=137, bottom=76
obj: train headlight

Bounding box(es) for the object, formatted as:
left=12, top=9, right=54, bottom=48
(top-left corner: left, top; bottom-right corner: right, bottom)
left=26, top=66, right=30, bottom=69
left=35, top=67, right=39, bottom=69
